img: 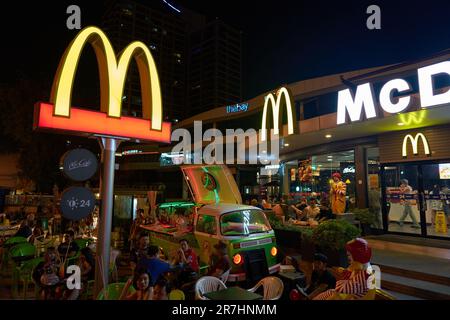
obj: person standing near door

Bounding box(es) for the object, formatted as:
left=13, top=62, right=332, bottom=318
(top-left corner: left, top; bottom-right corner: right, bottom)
left=399, top=179, right=420, bottom=228
left=429, top=185, right=443, bottom=227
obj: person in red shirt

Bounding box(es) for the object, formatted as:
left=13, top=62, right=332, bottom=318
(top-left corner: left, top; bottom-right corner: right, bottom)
left=177, top=239, right=199, bottom=273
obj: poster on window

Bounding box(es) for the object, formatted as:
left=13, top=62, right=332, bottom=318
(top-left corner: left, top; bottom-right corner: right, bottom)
left=290, top=168, right=296, bottom=181
left=439, top=163, right=450, bottom=179
left=298, top=159, right=312, bottom=182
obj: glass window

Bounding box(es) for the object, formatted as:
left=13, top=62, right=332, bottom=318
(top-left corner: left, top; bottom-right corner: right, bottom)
left=220, top=209, right=272, bottom=236
left=196, top=215, right=217, bottom=235
left=289, top=150, right=356, bottom=210
left=367, top=147, right=383, bottom=229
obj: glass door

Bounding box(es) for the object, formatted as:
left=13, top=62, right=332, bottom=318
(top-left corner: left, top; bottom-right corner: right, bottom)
left=421, top=163, right=450, bottom=238
left=383, top=164, right=423, bottom=236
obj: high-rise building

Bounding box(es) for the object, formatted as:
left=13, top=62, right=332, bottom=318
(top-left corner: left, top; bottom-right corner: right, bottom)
left=102, top=0, right=242, bottom=121
left=188, top=19, right=242, bottom=114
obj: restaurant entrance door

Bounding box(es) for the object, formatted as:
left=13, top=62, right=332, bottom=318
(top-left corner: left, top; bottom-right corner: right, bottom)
left=381, top=162, right=450, bottom=239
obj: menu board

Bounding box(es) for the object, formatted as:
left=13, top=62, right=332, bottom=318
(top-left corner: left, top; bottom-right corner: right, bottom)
left=439, top=163, right=450, bottom=179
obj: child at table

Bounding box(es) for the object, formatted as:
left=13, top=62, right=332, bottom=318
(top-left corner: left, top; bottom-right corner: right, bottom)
left=120, top=268, right=153, bottom=300
left=152, top=278, right=169, bottom=300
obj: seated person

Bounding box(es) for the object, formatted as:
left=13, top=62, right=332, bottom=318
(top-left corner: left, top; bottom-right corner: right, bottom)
left=15, top=220, right=33, bottom=239
left=57, top=230, right=80, bottom=258
left=175, top=239, right=199, bottom=273
left=304, top=198, right=321, bottom=221
left=298, top=253, right=336, bottom=299
left=79, top=247, right=95, bottom=283
left=33, top=247, right=62, bottom=300
left=272, top=201, right=285, bottom=220
left=250, top=199, right=263, bottom=210
left=261, top=199, right=272, bottom=210
left=318, top=199, right=334, bottom=222
left=208, top=241, right=231, bottom=279
left=120, top=268, right=153, bottom=300
left=290, top=199, right=308, bottom=220
left=130, top=233, right=150, bottom=271
left=152, top=278, right=169, bottom=300
left=138, top=245, right=172, bottom=286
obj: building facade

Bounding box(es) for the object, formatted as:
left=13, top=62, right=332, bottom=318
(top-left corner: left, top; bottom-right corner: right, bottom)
left=117, top=49, right=450, bottom=240
left=102, top=0, right=242, bottom=121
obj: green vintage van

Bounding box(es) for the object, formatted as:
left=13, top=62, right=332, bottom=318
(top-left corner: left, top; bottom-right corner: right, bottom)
left=140, top=164, right=280, bottom=282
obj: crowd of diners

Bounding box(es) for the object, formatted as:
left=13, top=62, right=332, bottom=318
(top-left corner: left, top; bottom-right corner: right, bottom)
left=246, top=196, right=335, bottom=225
left=125, top=231, right=231, bottom=300
left=1, top=202, right=376, bottom=300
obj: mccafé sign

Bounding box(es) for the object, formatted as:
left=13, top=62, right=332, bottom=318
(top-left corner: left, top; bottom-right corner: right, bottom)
left=34, top=26, right=171, bottom=143
left=337, top=61, right=450, bottom=125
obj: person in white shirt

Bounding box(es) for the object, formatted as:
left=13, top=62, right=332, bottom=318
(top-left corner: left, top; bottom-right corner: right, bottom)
left=399, top=179, right=420, bottom=228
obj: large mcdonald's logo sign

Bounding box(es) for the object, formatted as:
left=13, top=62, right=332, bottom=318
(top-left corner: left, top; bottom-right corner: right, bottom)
left=402, top=133, right=431, bottom=157
left=33, top=26, right=171, bottom=143
left=260, top=87, right=296, bottom=142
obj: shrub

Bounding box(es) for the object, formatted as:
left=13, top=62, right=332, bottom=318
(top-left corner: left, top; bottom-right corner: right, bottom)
left=311, top=219, right=360, bottom=251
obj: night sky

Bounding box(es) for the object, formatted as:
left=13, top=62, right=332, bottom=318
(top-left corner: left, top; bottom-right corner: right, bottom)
left=2, top=0, right=450, bottom=104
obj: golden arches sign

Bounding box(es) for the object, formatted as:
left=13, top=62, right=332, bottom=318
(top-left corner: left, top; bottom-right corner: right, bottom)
left=34, top=26, right=171, bottom=143
left=260, top=87, right=296, bottom=142
left=402, top=133, right=431, bottom=157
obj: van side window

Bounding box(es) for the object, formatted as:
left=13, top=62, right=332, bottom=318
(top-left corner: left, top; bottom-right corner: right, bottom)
left=196, top=215, right=217, bottom=235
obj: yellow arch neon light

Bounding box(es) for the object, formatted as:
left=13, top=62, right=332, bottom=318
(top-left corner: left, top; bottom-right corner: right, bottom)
left=50, top=26, right=162, bottom=131
left=261, top=87, right=296, bottom=142
left=402, top=133, right=431, bottom=157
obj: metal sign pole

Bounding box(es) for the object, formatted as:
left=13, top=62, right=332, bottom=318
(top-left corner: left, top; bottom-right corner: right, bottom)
left=94, top=137, right=120, bottom=298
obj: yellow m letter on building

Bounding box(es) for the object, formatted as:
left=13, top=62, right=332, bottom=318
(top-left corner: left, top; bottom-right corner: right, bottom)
left=402, top=133, right=431, bottom=157
left=260, top=87, right=296, bottom=142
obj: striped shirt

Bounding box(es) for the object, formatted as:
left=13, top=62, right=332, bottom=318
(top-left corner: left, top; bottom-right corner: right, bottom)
left=313, top=269, right=370, bottom=300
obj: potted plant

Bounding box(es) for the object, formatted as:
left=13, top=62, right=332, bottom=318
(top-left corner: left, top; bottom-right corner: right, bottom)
left=352, top=208, right=376, bottom=235
left=311, top=219, right=360, bottom=267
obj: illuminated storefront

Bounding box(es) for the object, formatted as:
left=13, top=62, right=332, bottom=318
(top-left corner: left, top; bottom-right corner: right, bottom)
left=119, top=50, right=450, bottom=240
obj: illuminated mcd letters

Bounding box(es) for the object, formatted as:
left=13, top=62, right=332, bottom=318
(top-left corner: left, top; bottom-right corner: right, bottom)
left=402, top=133, right=431, bottom=157
left=261, top=87, right=296, bottom=142
left=337, top=61, right=450, bottom=125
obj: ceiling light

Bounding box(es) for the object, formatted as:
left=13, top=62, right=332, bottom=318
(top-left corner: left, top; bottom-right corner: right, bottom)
left=325, top=134, right=332, bottom=138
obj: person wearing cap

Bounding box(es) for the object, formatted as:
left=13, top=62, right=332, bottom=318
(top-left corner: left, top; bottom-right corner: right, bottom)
left=208, top=241, right=231, bottom=279
left=399, top=179, right=420, bottom=228
left=314, top=238, right=374, bottom=300
left=298, top=253, right=336, bottom=299
left=330, top=172, right=346, bottom=214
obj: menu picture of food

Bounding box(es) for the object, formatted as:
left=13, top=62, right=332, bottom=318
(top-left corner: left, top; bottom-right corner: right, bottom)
left=439, top=163, right=450, bottom=179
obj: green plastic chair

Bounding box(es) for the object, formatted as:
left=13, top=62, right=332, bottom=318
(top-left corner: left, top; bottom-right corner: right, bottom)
left=10, top=243, right=36, bottom=263
left=97, top=282, right=136, bottom=300
left=1, top=237, right=28, bottom=273
left=4, top=236, right=28, bottom=247
left=12, top=257, right=44, bottom=299
left=74, top=239, right=90, bottom=249
left=169, top=289, right=185, bottom=300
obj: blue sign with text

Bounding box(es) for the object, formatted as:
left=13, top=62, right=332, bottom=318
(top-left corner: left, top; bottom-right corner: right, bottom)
left=226, top=103, right=249, bottom=114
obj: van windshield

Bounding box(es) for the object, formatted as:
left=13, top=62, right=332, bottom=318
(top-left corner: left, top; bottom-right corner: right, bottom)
left=220, top=209, right=272, bottom=236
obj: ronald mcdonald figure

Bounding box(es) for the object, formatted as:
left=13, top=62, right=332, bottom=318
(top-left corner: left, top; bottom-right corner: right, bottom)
left=330, top=172, right=346, bottom=214
left=314, top=238, right=375, bottom=300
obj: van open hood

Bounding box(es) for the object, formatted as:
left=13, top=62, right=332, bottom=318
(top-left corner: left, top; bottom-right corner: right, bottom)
left=181, top=165, right=242, bottom=205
